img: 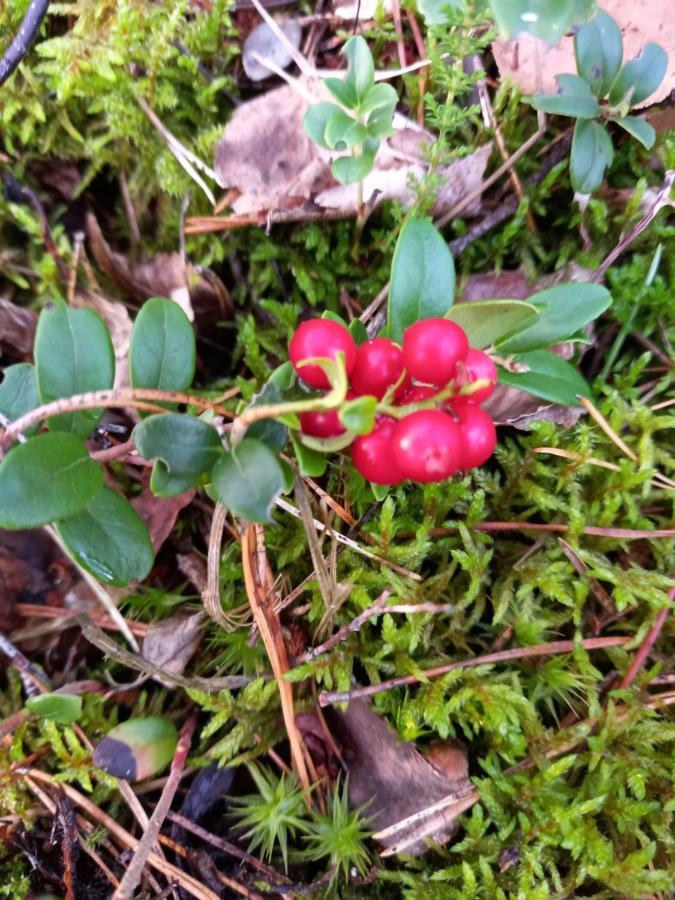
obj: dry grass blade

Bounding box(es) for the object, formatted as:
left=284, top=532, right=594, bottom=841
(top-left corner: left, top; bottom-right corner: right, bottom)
left=202, top=503, right=250, bottom=630
left=241, top=524, right=311, bottom=794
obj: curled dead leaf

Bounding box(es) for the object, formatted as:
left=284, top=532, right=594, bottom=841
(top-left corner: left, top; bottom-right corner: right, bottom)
left=142, top=609, right=207, bottom=683
left=0, top=297, right=37, bottom=358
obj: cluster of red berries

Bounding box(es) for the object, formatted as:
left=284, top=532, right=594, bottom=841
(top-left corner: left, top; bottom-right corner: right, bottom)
left=289, top=317, right=498, bottom=485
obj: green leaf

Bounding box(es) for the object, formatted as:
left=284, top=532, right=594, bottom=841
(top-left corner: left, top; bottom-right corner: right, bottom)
left=498, top=350, right=591, bottom=406
left=130, top=297, right=195, bottom=397
left=268, top=361, right=296, bottom=390
left=366, top=103, right=396, bottom=138
left=417, top=0, right=463, bottom=26
left=211, top=438, right=286, bottom=523
left=447, top=300, right=538, bottom=348
left=304, top=103, right=344, bottom=150
left=574, top=10, right=623, bottom=98
left=349, top=319, right=369, bottom=346
left=338, top=395, right=377, bottom=435
left=497, top=282, right=612, bottom=353
left=35, top=300, right=115, bottom=438
left=531, top=73, right=601, bottom=118
left=569, top=119, right=614, bottom=194
left=247, top=381, right=288, bottom=453
left=388, top=218, right=456, bottom=343
left=489, top=0, right=596, bottom=43
left=0, top=364, right=39, bottom=435
left=0, top=433, right=103, bottom=529
left=56, top=487, right=154, bottom=586
left=360, top=82, right=398, bottom=113
left=325, top=112, right=368, bottom=150
left=343, top=35, right=374, bottom=103
left=371, top=483, right=389, bottom=501
left=614, top=115, right=656, bottom=150
left=609, top=43, right=668, bottom=107
left=290, top=433, right=328, bottom=477
left=26, top=693, right=83, bottom=725
left=331, top=148, right=377, bottom=184
left=324, top=77, right=358, bottom=109
left=93, top=716, right=178, bottom=782
left=133, top=414, right=223, bottom=497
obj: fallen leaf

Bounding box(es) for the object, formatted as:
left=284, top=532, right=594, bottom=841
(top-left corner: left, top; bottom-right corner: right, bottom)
left=243, top=20, right=302, bottom=81
left=86, top=213, right=233, bottom=325
left=214, top=80, right=492, bottom=219
left=142, top=609, right=207, bottom=682
left=131, top=485, right=196, bottom=554
left=0, top=298, right=37, bottom=358
left=329, top=699, right=470, bottom=855
left=493, top=0, right=675, bottom=110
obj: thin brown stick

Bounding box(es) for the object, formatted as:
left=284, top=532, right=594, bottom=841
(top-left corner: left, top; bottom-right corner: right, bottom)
left=113, top=714, right=197, bottom=899
left=15, top=603, right=148, bottom=637
left=425, top=523, right=675, bottom=540
left=577, top=395, right=637, bottom=462
left=618, top=585, right=674, bottom=690
left=1, top=387, right=234, bottom=449
left=24, top=769, right=219, bottom=900
left=318, top=636, right=631, bottom=705
left=201, top=503, right=249, bottom=631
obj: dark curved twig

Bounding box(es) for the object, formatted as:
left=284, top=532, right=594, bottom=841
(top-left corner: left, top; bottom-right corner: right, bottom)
left=0, top=0, right=51, bottom=88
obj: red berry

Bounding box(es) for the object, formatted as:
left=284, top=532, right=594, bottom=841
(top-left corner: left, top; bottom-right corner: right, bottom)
left=456, top=405, right=496, bottom=469
left=402, top=319, right=469, bottom=385
left=392, top=410, right=462, bottom=483
left=458, top=348, right=498, bottom=404
left=350, top=338, right=405, bottom=400
left=289, top=319, right=356, bottom=389
left=352, top=418, right=404, bottom=485
left=398, top=384, right=437, bottom=405
left=299, top=408, right=346, bottom=439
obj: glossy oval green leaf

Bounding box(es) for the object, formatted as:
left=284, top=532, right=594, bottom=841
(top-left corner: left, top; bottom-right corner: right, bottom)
left=531, top=74, right=601, bottom=118
left=366, top=103, right=396, bottom=139
left=304, top=102, right=344, bottom=150
left=211, top=438, right=285, bottom=523
left=324, top=77, right=358, bottom=109
left=0, top=432, right=103, bottom=529
left=247, top=381, right=288, bottom=453
left=498, top=350, right=590, bottom=406
left=129, top=297, right=196, bottom=394
left=608, top=43, right=668, bottom=107
left=35, top=300, right=115, bottom=438
left=574, top=10, right=623, bottom=98
left=93, top=716, right=178, bottom=782
left=361, top=82, right=398, bottom=113
left=447, top=300, right=538, bottom=348
left=388, top=219, right=456, bottom=343
left=348, top=319, right=369, bottom=346
left=331, top=146, right=377, bottom=184
left=325, top=113, right=368, bottom=151
left=56, top=487, right=154, bottom=586
left=133, top=413, right=223, bottom=493
left=569, top=119, right=614, bottom=194
left=343, top=35, right=374, bottom=104
left=0, top=363, right=39, bottom=435
left=496, top=282, right=611, bottom=353
left=339, top=395, right=377, bottom=435
left=26, top=693, right=83, bottom=725
left=490, top=0, right=596, bottom=43
left=614, top=115, right=656, bottom=150
left=290, top=433, right=328, bottom=478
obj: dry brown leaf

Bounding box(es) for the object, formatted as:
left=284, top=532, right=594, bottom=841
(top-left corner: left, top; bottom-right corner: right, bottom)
left=493, top=0, right=675, bottom=109
left=329, top=699, right=470, bottom=855
left=215, top=81, right=492, bottom=219
left=142, top=610, right=207, bottom=682
left=131, top=486, right=196, bottom=555
left=0, top=297, right=37, bottom=358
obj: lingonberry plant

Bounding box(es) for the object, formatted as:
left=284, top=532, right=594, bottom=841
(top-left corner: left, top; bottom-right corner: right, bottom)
left=529, top=9, right=667, bottom=194
left=0, top=217, right=611, bottom=587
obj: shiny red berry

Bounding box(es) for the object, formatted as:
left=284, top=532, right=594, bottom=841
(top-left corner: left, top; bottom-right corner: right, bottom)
left=299, top=408, right=346, bottom=438
left=350, top=338, right=405, bottom=400
left=458, top=348, right=498, bottom=404
left=392, top=410, right=462, bottom=483
left=402, top=319, right=469, bottom=385
left=352, top=418, right=404, bottom=485
left=398, top=384, right=437, bottom=405
left=289, top=319, right=356, bottom=389
left=456, top=405, right=496, bottom=469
